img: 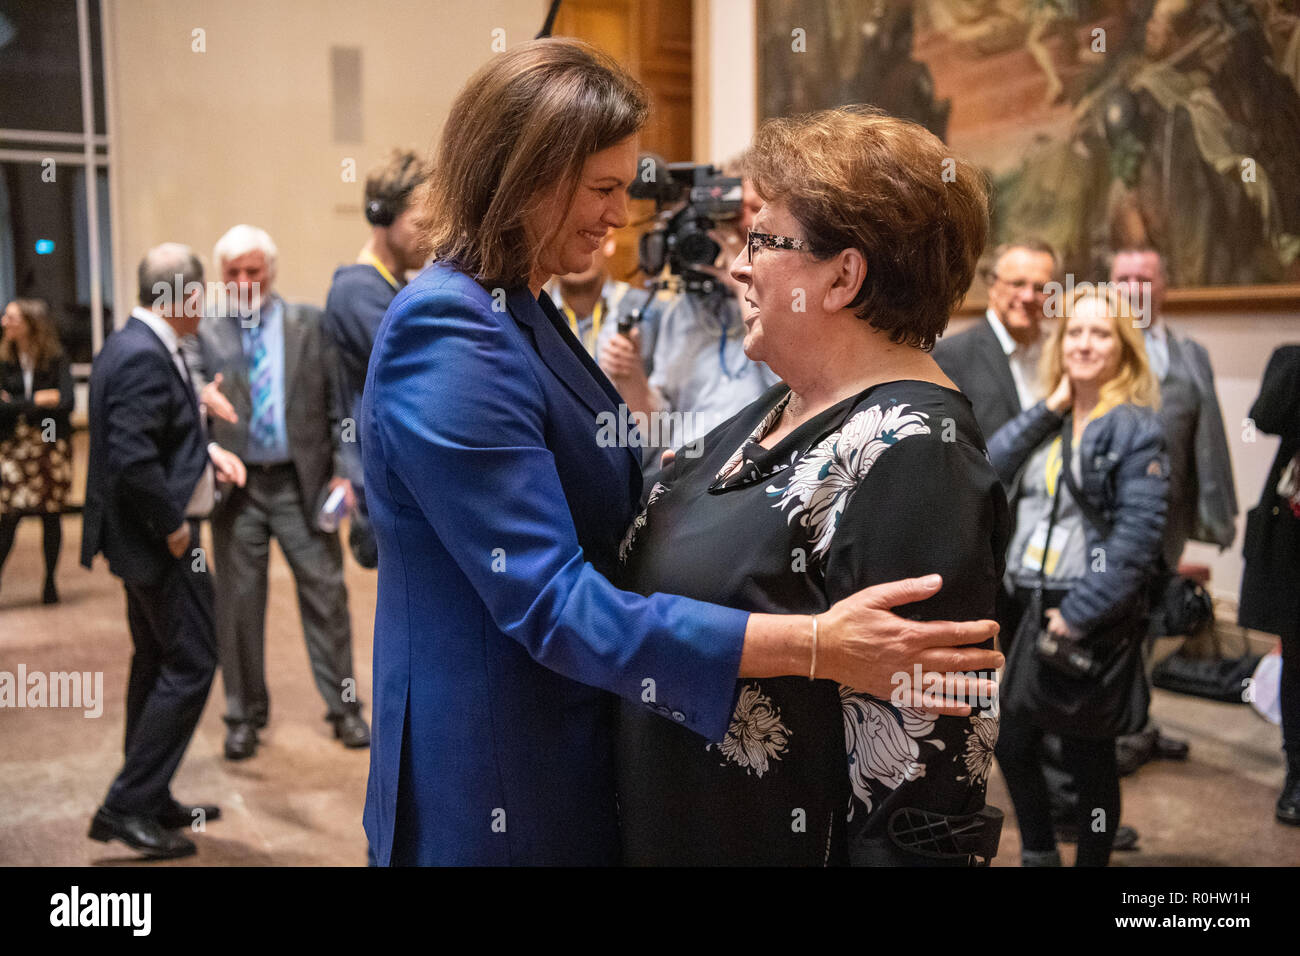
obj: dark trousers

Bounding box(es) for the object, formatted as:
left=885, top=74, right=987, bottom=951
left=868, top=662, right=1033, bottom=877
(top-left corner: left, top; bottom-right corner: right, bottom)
left=211, top=463, right=356, bottom=726
left=996, top=714, right=1121, bottom=866
left=104, top=534, right=216, bottom=815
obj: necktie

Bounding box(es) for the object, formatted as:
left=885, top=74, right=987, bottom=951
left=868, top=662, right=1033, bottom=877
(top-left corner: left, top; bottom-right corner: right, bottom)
left=247, top=322, right=277, bottom=452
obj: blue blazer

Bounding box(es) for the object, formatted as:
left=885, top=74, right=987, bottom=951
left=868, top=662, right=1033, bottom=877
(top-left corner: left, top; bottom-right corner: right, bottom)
left=81, top=316, right=208, bottom=587
left=360, top=263, right=749, bottom=865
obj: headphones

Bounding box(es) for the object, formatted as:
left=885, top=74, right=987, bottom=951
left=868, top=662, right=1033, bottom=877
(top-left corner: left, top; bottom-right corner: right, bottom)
left=365, top=198, right=396, bottom=227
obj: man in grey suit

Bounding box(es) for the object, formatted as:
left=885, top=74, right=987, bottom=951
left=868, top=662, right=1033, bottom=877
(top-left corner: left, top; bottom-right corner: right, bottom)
left=1112, top=248, right=1238, bottom=571
left=188, top=224, right=368, bottom=760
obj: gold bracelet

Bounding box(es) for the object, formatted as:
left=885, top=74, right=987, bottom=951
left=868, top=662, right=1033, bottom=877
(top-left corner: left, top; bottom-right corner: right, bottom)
left=809, top=614, right=819, bottom=681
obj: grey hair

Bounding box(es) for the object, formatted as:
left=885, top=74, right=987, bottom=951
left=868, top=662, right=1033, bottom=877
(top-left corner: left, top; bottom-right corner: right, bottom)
left=137, top=242, right=204, bottom=307
left=987, top=238, right=1060, bottom=279
left=213, top=224, right=279, bottom=277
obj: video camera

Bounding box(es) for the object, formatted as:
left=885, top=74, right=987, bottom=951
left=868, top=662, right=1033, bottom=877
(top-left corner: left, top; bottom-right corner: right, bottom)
left=629, top=156, right=742, bottom=295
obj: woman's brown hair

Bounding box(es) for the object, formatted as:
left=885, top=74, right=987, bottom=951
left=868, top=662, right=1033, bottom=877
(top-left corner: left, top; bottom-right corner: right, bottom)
left=1038, top=285, right=1160, bottom=411
left=2, top=298, right=63, bottom=370
left=416, top=38, right=648, bottom=289
left=744, top=105, right=989, bottom=350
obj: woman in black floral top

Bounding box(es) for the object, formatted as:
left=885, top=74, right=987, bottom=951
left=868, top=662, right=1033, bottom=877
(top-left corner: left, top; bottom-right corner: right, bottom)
left=615, top=107, right=1009, bottom=866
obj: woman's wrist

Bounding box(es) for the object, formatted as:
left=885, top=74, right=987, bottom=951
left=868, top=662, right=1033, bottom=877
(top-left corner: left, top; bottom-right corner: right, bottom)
left=738, top=613, right=815, bottom=679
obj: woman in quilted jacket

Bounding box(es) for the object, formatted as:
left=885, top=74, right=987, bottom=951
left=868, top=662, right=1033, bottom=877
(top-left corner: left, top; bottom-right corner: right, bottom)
left=987, top=285, right=1168, bottom=866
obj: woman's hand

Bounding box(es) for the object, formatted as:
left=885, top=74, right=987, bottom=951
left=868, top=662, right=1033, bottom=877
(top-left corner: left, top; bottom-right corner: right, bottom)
left=817, top=574, right=1002, bottom=715
left=1045, top=607, right=1078, bottom=639
left=1046, top=374, right=1072, bottom=415
left=32, top=388, right=61, bottom=408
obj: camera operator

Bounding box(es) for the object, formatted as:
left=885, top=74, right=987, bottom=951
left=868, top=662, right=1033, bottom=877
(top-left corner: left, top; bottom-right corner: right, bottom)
left=598, top=158, right=777, bottom=465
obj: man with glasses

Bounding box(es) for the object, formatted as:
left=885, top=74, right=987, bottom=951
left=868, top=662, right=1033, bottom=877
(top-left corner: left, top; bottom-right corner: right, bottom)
left=933, top=239, right=1057, bottom=444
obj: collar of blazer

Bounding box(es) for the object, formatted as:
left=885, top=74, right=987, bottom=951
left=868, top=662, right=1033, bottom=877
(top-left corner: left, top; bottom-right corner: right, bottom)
left=127, top=314, right=199, bottom=410
left=505, top=284, right=635, bottom=427
left=977, top=316, right=1023, bottom=413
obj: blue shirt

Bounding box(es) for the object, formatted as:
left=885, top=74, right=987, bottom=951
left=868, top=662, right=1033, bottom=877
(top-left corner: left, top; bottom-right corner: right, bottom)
left=241, top=295, right=291, bottom=464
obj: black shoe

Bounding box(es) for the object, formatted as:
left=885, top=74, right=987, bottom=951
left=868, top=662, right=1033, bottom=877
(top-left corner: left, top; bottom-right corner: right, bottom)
left=157, top=800, right=221, bottom=830
left=1115, top=730, right=1156, bottom=776
left=224, top=722, right=258, bottom=760
left=1055, top=822, right=1139, bottom=851
left=1152, top=731, right=1190, bottom=760
left=331, top=711, right=370, bottom=748
left=88, top=806, right=196, bottom=859
left=42, top=578, right=59, bottom=605
left=1277, top=770, right=1300, bottom=826
left=252, top=713, right=268, bottom=730
left=1113, top=824, right=1140, bottom=851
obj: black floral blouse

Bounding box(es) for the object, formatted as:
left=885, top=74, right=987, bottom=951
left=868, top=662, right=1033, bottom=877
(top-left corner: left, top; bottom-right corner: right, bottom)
left=615, top=380, right=1009, bottom=865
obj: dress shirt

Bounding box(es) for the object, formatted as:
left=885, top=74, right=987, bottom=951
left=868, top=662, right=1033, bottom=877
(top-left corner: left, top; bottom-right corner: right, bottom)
left=130, top=306, right=215, bottom=518
left=239, top=295, right=291, bottom=464
left=986, top=307, right=1043, bottom=411
left=1144, top=322, right=1170, bottom=382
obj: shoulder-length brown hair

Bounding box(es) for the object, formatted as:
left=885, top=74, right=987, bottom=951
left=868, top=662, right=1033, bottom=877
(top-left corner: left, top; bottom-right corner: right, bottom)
left=1038, top=285, right=1160, bottom=411
left=416, top=38, right=648, bottom=289
left=2, top=298, right=63, bottom=369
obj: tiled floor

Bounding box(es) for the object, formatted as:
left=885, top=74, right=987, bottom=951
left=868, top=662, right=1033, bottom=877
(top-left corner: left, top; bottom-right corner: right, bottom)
left=1, top=516, right=1296, bottom=866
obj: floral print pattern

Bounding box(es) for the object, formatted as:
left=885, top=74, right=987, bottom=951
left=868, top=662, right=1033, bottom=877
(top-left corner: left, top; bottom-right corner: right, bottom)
left=766, top=402, right=931, bottom=560
left=957, top=714, right=999, bottom=787
left=708, top=682, right=791, bottom=778
left=840, top=686, right=943, bottom=819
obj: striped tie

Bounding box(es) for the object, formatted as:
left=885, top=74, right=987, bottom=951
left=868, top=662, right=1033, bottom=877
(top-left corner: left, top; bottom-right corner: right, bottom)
left=247, top=322, right=277, bottom=452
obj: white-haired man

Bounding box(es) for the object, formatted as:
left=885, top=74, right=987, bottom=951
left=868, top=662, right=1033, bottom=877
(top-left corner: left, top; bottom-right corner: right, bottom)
left=185, top=225, right=367, bottom=760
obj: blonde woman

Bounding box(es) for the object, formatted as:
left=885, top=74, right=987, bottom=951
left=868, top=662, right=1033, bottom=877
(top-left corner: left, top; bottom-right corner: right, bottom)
left=987, top=286, right=1168, bottom=866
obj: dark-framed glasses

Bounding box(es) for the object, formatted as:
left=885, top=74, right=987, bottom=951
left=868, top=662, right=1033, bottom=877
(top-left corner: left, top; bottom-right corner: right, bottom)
left=746, top=229, right=809, bottom=262
left=991, top=273, right=1050, bottom=297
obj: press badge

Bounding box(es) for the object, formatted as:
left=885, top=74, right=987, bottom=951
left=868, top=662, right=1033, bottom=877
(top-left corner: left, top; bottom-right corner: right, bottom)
left=1021, top=520, right=1070, bottom=576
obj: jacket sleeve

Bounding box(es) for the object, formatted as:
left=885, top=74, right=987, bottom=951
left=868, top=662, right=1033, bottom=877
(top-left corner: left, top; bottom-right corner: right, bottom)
left=1186, top=339, right=1238, bottom=548
left=1250, top=346, right=1300, bottom=441
left=985, top=400, right=1065, bottom=492
left=54, top=358, right=75, bottom=417
left=106, top=350, right=186, bottom=540
left=1058, top=413, right=1169, bottom=635
left=369, top=284, right=749, bottom=741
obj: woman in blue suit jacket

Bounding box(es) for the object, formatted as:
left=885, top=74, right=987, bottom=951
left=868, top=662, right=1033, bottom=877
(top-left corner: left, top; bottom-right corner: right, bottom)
left=360, top=38, right=1003, bottom=865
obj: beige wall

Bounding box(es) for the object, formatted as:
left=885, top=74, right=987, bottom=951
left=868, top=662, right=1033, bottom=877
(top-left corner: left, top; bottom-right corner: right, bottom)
left=105, top=0, right=547, bottom=314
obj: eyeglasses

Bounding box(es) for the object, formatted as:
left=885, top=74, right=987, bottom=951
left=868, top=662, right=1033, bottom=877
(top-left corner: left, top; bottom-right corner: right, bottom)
left=991, top=273, right=1050, bottom=297
left=746, top=229, right=809, bottom=263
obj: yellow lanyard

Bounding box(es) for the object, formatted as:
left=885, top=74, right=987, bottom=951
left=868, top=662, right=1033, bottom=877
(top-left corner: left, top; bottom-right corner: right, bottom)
left=361, top=251, right=401, bottom=292
left=562, top=298, right=604, bottom=348
left=1045, top=399, right=1117, bottom=496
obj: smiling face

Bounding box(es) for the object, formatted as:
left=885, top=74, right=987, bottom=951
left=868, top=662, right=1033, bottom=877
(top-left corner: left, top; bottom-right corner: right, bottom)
left=1062, top=294, right=1123, bottom=389
left=528, top=136, right=636, bottom=292
left=987, top=246, right=1054, bottom=344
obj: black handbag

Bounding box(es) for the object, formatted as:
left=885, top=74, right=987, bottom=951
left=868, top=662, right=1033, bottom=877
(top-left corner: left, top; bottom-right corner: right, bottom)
left=999, top=422, right=1150, bottom=739
left=1148, top=570, right=1214, bottom=638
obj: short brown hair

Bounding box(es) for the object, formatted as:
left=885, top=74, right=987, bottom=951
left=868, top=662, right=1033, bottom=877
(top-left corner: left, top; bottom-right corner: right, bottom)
left=365, top=148, right=429, bottom=216
left=1, top=298, right=63, bottom=369
left=986, top=238, right=1060, bottom=279
left=745, top=105, right=989, bottom=350
left=416, top=38, right=648, bottom=289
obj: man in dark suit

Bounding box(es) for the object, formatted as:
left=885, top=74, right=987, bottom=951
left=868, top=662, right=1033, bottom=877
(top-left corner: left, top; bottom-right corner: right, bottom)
left=933, top=238, right=1058, bottom=444
left=187, top=225, right=367, bottom=761
left=82, top=243, right=247, bottom=859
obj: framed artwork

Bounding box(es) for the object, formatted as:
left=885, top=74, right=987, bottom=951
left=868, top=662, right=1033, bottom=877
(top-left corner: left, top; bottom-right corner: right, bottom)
left=757, top=0, right=1300, bottom=312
